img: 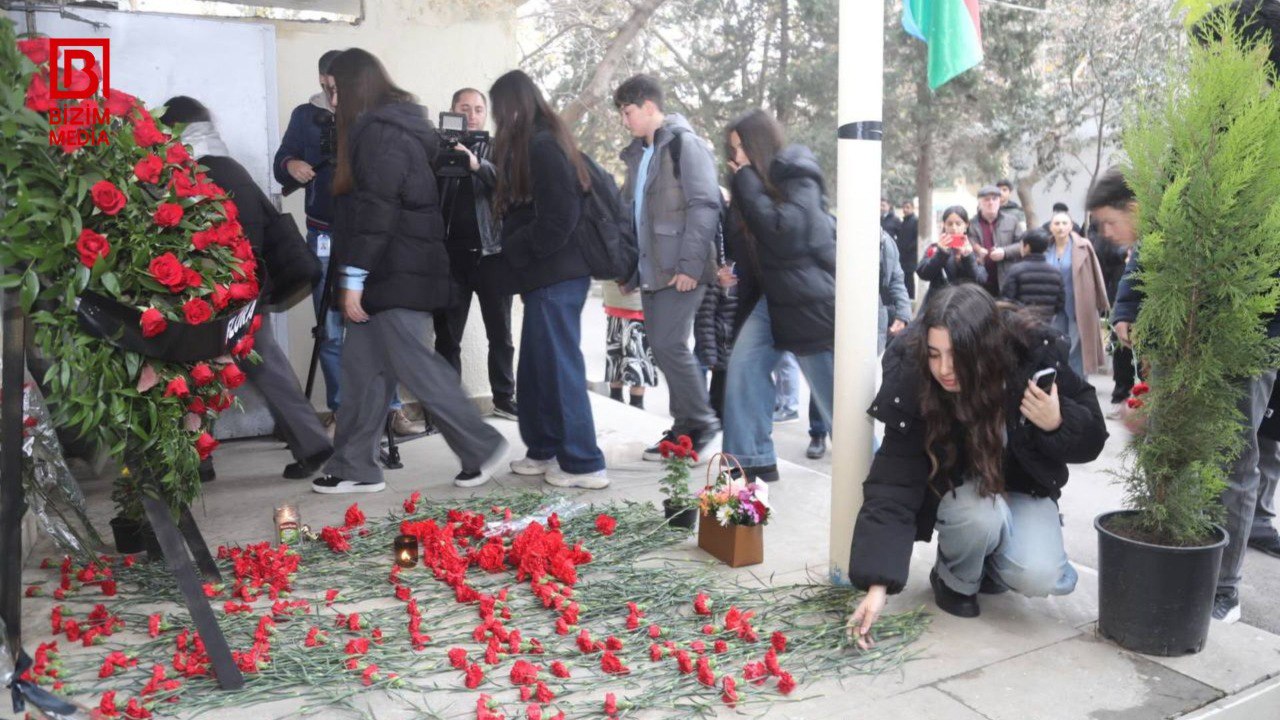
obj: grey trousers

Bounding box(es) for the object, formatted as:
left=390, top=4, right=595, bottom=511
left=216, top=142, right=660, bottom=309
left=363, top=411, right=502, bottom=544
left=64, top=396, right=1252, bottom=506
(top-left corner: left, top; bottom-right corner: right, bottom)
left=1255, top=436, right=1280, bottom=540
left=323, top=308, right=504, bottom=484
left=242, top=315, right=332, bottom=463
left=1220, top=369, right=1279, bottom=591
left=641, top=285, right=718, bottom=433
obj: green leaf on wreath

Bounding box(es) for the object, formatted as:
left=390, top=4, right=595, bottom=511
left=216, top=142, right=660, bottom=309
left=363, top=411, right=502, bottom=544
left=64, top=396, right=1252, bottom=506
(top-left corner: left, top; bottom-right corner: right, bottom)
left=102, top=272, right=121, bottom=297
left=19, top=269, right=37, bottom=312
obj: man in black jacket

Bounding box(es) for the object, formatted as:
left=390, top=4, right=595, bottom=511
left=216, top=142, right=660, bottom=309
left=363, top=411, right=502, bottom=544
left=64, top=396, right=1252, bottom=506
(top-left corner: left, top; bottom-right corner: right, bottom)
left=432, top=88, right=517, bottom=421
left=880, top=197, right=901, bottom=245
left=273, top=50, right=419, bottom=436
left=898, top=200, right=919, bottom=299
left=163, top=97, right=333, bottom=480
left=1000, top=228, right=1064, bottom=319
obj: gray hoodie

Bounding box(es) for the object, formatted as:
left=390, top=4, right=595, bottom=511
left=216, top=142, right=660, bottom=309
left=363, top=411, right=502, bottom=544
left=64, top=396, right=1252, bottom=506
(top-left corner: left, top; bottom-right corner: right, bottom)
left=618, top=113, right=720, bottom=291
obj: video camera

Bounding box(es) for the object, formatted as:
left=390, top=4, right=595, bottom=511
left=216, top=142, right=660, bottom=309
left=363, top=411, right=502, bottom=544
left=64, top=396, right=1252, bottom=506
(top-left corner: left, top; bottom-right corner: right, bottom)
left=435, top=111, right=489, bottom=179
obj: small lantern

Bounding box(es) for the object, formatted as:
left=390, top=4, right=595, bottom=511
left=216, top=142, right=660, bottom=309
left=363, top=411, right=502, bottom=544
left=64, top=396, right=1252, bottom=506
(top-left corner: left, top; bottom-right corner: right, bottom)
left=394, top=535, right=418, bottom=568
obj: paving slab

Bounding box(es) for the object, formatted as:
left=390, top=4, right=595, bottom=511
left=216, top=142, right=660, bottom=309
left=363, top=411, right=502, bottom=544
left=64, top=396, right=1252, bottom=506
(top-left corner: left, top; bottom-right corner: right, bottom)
left=936, top=634, right=1222, bottom=720
left=773, top=684, right=989, bottom=719
left=1118, top=620, right=1280, bottom=695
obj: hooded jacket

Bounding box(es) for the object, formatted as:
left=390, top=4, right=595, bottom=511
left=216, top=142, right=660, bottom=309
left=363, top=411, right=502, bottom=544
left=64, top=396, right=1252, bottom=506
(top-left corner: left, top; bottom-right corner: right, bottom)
left=331, top=101, right=452, bottom=314
left=274, top=92, right=337, bottom=229
left=619, top=114, right=720, bottom=290
left=727, top=144, right=837, bottom=355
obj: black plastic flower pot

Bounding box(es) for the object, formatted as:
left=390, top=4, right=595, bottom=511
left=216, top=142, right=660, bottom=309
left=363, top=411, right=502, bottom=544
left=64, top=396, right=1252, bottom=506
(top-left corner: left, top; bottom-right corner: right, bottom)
left=663, top=500, right=698, bottom=530
left=1095, top=510, right=1228, bottom=656
left=110, top=515, right=153, bottom=555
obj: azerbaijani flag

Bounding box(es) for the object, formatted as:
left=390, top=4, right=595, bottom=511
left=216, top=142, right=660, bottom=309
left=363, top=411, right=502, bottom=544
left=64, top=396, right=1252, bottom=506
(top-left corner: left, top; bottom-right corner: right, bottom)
left=902, top=0, right=984, bottom=90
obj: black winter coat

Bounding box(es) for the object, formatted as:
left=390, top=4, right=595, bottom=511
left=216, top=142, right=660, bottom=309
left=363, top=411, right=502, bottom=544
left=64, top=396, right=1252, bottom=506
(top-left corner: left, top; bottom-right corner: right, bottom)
left=332, top=101, right=452, bottom=315
left=493, top=128, right=592, bottom=295
left=199, top=155, right=272, bottom=291
left=916, top=243, right=987, bottom=303
left=728, top=145, right=836, bottom=356
left=847, top=322, right=1108, bottom=594
left=1000, top=254, right=1065, bottom=317
left=694, top=207, right=738, bottom=371
left=898, top=213, right=919, bottom=297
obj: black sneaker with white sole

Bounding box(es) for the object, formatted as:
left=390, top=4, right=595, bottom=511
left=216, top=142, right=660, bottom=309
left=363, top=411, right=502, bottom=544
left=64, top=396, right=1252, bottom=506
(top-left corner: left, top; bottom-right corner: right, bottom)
left=643, top=430, right=678, bottom=462
left=492, top=397, right=519, bottom=421
left=311, top=475, right=386, bottom=494
left=689, top=423, right=722, bottom=461
left=1212, top=588, right=1240, bottom=624
left=455, top=437, right=511, bottom=488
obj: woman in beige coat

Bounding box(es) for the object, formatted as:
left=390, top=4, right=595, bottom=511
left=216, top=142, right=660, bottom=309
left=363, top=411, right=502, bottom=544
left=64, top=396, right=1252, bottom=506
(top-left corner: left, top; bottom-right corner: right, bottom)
left=1046, top=210, right=1110, bottom=376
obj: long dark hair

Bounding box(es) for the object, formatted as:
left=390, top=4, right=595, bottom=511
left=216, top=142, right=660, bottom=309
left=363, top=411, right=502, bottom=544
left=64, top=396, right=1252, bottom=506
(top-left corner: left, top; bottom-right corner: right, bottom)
left=912, top=284, right=1024, bottom=497
left=329, top=48, right=415, bottom=196
left=725, top=109, right=786, bottom=199
left=489, top=70, right=589, bottom=218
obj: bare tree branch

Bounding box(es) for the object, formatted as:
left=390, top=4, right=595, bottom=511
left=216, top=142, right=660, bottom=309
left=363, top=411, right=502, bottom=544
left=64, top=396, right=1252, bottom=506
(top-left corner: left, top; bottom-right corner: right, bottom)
left=562, top=0, right=669, bottom=126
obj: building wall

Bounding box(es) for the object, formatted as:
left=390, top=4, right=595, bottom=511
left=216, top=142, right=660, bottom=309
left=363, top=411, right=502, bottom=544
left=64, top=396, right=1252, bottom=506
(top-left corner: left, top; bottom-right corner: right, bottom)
left=270, top=0, right=523, bottom=408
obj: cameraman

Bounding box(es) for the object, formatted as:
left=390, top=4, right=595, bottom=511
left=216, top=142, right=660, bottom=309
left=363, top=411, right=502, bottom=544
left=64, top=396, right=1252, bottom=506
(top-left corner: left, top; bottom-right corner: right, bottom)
left=433, top=88, right=517, bottom=420
left=274, top=50, right=420, bottom=435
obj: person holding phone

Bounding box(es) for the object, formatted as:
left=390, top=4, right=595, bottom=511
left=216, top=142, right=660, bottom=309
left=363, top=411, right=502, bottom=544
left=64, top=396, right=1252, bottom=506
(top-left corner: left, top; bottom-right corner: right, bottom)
left=845, top=284, right=1108, bottom=647
left=916, top=206, right=987, bottom=303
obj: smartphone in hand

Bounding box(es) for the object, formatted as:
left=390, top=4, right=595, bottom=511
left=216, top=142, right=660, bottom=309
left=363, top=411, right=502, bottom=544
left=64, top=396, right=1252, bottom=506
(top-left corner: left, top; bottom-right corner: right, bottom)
left=1032, top=367, right=1057, bottom=393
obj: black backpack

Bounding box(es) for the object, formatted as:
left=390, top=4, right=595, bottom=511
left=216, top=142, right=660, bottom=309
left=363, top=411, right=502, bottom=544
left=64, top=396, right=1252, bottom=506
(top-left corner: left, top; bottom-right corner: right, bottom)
left=575, top=153, right=639, bottom=282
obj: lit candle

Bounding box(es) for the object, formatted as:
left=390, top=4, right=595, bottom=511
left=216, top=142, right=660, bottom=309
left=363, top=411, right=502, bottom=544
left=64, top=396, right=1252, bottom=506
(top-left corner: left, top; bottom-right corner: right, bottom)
left=394, top=535, right=418, bottom=568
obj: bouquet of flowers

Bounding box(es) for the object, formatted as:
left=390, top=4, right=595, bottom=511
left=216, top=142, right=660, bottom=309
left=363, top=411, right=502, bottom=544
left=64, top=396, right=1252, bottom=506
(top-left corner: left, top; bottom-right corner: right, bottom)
left=2, top=25, right=262, bottom=520
left=698, top=468, right=771, bottom=528
left=658, top=435, right=698, bottom=510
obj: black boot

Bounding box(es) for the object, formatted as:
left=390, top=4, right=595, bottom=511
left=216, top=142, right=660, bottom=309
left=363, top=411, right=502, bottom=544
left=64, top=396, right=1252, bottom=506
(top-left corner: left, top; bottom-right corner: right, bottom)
left=629, top=393, right=645, bottom=410
left=610, top=386, right=624, bottom=402
left=930, top=567, right=980, bottom=618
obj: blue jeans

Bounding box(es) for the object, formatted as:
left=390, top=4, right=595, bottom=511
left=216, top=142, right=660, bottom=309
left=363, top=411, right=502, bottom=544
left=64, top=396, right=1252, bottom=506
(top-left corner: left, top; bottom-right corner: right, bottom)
left=934, top=482, right=1077, bottom=597
left=308, top=229, right=400, bottom=413
left=723, top=301, right=834, bottom=467
left=773, top=353, right=800, bottom=414
left=1052, top=311, right=1084, bottom=378
left=518, top=276, right=605, bottom=474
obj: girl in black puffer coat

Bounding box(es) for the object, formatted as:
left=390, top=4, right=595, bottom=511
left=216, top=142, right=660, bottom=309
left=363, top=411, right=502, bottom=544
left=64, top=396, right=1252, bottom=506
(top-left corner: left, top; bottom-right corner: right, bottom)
left=313, top=49, right=507, bottom=495
left=720, top=109, right=836, bottom=482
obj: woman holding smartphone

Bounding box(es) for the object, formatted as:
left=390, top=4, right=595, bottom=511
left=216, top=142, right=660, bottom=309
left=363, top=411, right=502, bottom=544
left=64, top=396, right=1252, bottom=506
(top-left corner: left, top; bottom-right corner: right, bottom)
left=916, top=205, right=987, bottom=303
left=845, top=284, right=1108, bottom=647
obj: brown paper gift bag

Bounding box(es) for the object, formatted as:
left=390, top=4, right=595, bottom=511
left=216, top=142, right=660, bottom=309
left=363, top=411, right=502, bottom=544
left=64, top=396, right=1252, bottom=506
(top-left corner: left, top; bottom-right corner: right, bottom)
left=696, top=453, right=765, bottom=567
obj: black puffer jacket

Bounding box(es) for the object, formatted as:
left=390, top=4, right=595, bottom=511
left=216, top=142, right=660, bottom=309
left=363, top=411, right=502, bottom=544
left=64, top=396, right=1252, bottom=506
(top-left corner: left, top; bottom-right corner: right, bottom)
left=332, top=101, right=451, bottom=314
left=493, top=127, right=591, bottom=295
left=1000, top=254, right=1064, bottom=317
left=728, top=145, right=836, bottom=355
left=847, top=321, right=1108, bottom=594
left=198, top=155, right=273, bottom=294
left=694, top=207, right=738, bottom=371
left=916, top=243, right=987, bottom=303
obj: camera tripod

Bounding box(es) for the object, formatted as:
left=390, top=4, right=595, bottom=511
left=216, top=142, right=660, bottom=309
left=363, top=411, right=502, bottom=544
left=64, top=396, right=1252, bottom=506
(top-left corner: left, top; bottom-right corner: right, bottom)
left=302, top=265, right=436, bottom=470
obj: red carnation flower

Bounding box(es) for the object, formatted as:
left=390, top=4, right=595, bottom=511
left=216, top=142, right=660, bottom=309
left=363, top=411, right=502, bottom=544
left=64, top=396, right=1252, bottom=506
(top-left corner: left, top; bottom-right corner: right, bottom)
left=403, top=491, right=421, bottom=514
left=696, top=656, right=715, bottom=686
left=344, top=503, right=366, bottom=528
left=154, top=203, right=184, bottom=228
left=139, top=308, right=168, bottom=338
left=134, top=155, right=163, bottom=184
left=777, top=670, right=796, bottom=695
left=771, top=631, right=788, bottom=653
left=595, top=514, right=617, bottom=536
left=76, top=229, right=110, bottom=268
left=195, top=432, right=218, bottom=460
left=722, top=676, right=739, bottom=707
left=90, top=180, right=127, bottom=216
left=1132, top=382, right=1150, bottom=397
left=1126, top=397, right=1144, bottom=410
left=182, top=298, right=212, bottom=325
left=550, top=660, right=570, bottom=678
left=604, top=693, right=618, bottom=715
left=714, top=640, right=728, bottom=653
left=448, top=647, right=467, bottom=669
left=465, top=662, right=484, bottom=689
left=694, top=592, right=712, bottom=615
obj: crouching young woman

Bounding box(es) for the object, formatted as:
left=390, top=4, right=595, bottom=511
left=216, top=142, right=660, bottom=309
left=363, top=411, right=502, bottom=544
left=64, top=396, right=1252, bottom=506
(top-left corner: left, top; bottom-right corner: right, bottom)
left=846, top=284, right=1108, bottom=648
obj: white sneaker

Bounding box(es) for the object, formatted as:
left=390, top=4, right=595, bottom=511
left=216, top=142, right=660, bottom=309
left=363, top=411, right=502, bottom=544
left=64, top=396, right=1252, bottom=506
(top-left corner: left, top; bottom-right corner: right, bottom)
left=511, top=455, right=554, bottom=476
left=455, top=437, right=511, bottom=488
left=544, top=466, right=610, bottom=489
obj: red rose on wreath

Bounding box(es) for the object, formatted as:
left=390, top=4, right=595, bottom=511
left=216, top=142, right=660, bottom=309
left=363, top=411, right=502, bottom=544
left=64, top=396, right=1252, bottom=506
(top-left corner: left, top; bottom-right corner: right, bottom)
left=182, top=298, right=212, bottom=325
left=17, top=37, right=50, bottom=64
left=134, top=155, right=163, bottom=184
left=190, top=363, right=215, bottom=387
left=104, top=88, right=139, bottom=119
left=163, top=377, right=189, bottom=398
left=165, top=143, right=191, bottom=165
left=154, top=202, right=184, bottom=228
left=133, top=115, right=169, bottom=147
left=91, top=180, right=127, bottom=216
left=76, top=229, right=110, bottom=268
left=24, top=71, right=53, bottom=113
left=195, top=432, right=219, bottom=460
left=210, top=283, right=231, bottom=310
left=228, top=281, right=258, bottom=302
left=219, top=364, right=246, bottom=389
left=139, top=308, right=167, bottom=338
left=148, top=253, right=186, bottom=292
